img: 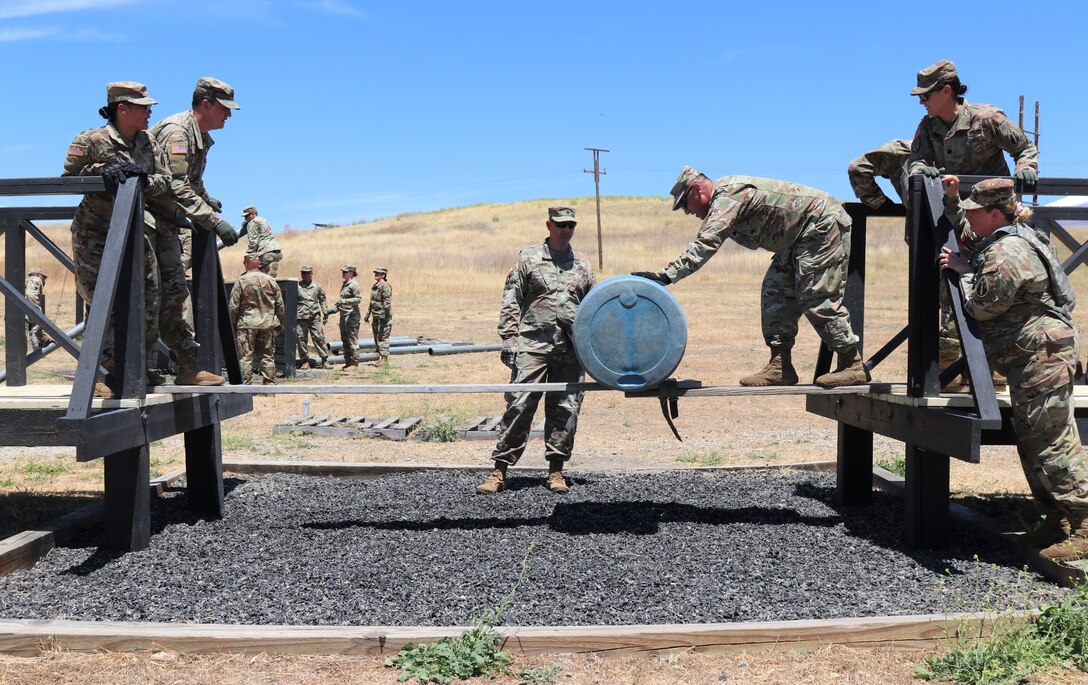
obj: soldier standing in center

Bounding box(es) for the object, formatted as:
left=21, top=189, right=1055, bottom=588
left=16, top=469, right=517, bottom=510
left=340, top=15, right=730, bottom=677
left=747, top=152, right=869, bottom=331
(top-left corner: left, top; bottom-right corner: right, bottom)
left=229, top=253, right=285, bottom=385
left=334, top=265, right=363, bottom=370
left=148, top=77, right=242, bottom=386
left=296, top=265, right=330, bottom=368
left=476, top=206, right=596, bottom=496
left=242, top=205, right=283, bottom=277
left=364, top=267, right=392, bottom=367
left=634, top=166, right=868, bottom=388
left=24, top=268, right=51, bottom=350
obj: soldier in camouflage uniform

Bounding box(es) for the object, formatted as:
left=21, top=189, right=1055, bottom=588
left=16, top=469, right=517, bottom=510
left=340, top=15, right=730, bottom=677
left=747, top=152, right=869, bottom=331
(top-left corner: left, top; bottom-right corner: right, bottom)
left=848, top=139, right=911, bottom=211
left=939, top=177, right=1088, bottom=562
left=148, top=77, right=243, bottom=386
left=24, top=268, right=51, bottom=350
left=63, top=81, right=175, bottom=397
left=476, top=206, right=596, bottom=495
left=908, top=59, right=1039, bottom=390
left=634, top=167, right=868, bottom=389
left=334, top=265, right=363, bottom=369
left=296, top=265, right=329, bottom=368
left=242, top=205, right=283, bottom=277
left=229, top=253, right=285, bottom=384
left=364, top=267, right=393, bottom=366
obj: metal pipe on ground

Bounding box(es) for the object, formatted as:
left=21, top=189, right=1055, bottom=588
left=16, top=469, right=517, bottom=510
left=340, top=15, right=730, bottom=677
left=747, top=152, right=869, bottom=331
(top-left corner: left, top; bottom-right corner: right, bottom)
left=428, top=344, right=503, bottom=355
left=0, top=321, right=86, bottom=384
left=326, top=336, right=420, bottom=352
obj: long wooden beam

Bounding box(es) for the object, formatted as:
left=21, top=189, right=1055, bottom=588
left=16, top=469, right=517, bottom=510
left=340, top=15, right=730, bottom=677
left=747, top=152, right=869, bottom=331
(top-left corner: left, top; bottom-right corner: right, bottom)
left=0, top=611, right=1030, bottom=657
left=144, top=381, right=903, bottom=396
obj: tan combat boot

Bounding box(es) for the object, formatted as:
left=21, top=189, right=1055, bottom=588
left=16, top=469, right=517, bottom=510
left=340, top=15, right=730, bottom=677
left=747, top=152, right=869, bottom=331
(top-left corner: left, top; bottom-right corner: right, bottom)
left=173, top=348, right=226, bottom=386
left=475, top=463, right=508, bottom=495
left=815, top=347, right=871, bottom=388
left=94, top=360, right=116, bottom=399
left=1019, top=505, right=1070, bottom=548
left=1040, top=510, right=1088, bottom=563
left=546, top=460, right=569, bottom=494
left=739, top=347, right=799, bottom=387
left=938, top=346, right=969, bottom=393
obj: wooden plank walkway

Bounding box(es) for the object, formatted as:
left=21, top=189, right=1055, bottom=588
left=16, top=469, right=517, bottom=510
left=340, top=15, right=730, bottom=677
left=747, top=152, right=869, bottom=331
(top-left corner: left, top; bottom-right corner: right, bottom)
left=273, top=416, right=422, bottom=440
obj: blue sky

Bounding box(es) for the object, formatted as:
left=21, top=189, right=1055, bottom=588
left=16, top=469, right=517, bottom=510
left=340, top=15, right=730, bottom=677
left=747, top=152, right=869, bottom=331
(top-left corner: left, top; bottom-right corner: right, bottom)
left=2, top=0, right=1086, bottom=230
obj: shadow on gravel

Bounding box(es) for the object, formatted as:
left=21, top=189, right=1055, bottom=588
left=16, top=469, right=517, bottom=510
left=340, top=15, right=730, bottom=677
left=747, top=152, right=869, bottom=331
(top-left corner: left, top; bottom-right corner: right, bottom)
left=792, top=481, right=1028, bottom=577
left=303, top=500, right=842, bottom=536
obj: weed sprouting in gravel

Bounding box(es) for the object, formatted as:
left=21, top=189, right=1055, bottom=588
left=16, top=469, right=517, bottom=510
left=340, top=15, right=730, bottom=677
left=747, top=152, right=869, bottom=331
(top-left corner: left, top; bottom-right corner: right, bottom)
left=518, top=662, right=564, bottom=684
left=420, top=416, right=460, bottom=443
left=917, top=580, right=1088, bottom=684
left=386, top=541, right=537, bottom=683
left=876, top=457, right=906, bottom=476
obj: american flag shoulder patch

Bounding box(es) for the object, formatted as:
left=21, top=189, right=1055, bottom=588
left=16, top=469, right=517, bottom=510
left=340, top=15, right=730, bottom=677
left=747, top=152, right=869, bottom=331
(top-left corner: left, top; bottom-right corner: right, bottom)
left=169, top=143, right=188, bottom=155
left=68, top=145, right=85, bottom=156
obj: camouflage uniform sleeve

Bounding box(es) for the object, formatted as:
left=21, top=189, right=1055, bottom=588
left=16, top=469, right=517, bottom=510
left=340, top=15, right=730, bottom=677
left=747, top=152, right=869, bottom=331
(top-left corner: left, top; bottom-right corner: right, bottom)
left=62, top=132, right=102, bottom=176
left=341, top=282, right=362, bottom=306
left=662, top=190, right=746, bottom=283
left=25, top=278, right=42, bottom=307
left=317, top=285, right=328, bottom=316
left=379, top=282, right=392, bottom=317
left=497, top=261, right=524, bottom=343
left=228, top=277, right=243, bottom=327
left=157, top=126, right=218, bottom=230
left=907, top=118, right=936, bottom=176
left=847, top=151, right=892, bottom=209
left=987, top=111, right=1039, bottom=173
left=244, top=220, right=257, bottom=252
left=960, top=250, right=1021, bottom=322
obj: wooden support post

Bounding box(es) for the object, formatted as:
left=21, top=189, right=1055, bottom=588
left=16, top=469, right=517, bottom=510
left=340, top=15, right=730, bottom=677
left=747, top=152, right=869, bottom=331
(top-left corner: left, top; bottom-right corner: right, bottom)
left=836, top=422, right=873, bottom=506
left=184, top=420, right=224, bottom=519
left=5, top=217, right=26, bottom=387
left=103, top=444, right=150, bottom=551
left=903, top=445, right=949, bottom=548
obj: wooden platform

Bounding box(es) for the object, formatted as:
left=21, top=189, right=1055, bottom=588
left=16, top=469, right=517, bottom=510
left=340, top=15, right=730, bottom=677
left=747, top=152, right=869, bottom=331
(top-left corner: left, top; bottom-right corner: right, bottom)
left=273, top=415, right=422, bottom=440
left=871, top=385, right=1088, bottom=409
left=456, top=415, right=544, bottom=440
left=0, top=383, right=179, bottom=409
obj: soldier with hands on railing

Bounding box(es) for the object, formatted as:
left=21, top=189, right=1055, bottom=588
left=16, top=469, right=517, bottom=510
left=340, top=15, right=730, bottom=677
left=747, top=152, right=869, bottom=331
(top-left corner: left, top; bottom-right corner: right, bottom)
left=229, top=253, right=285, bottom=385
left=848, top=139, right=911, bottom=212
left=62, top=81, right=174, bottom=397
left=939, top=176, right=1088, bottom=563
left=296, top=265, right=330, bottom=369
left=633, top=167, right=869, bottom=389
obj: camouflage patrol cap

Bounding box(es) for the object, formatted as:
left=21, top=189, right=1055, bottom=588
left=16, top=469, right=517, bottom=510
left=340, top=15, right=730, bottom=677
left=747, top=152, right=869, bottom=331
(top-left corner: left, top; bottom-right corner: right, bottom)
left=195, top=77, right=240, bottom=110
left=27, top=267, right=45, bottom=277
left=548, top=206, right=577, bottom=224
left=960, top=178, right=1016, bottom=210
left=106, top=81, right=157, bottom=106
left=670, top=166, right=704, bottom=211
left=911, top=60, right=958, bottom=96
left=341, top=264, right=357, bottom=273
left=373, top=267, right=388, bottom=275
left=300, top=265, right=314, bottom=273
left=242, top=205, right=257, bottom=216
left=244, top=252, right=260, bottom=262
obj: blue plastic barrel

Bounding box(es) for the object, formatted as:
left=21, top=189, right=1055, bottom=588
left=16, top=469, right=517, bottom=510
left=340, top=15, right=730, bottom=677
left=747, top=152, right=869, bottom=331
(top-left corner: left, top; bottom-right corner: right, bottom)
left=573, top=275, right=687, bottom=391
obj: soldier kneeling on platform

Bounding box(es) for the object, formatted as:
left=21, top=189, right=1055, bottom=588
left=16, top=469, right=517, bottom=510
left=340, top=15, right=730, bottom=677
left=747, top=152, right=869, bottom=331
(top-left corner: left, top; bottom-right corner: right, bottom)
left=939, top=176, right=1088, bottom=563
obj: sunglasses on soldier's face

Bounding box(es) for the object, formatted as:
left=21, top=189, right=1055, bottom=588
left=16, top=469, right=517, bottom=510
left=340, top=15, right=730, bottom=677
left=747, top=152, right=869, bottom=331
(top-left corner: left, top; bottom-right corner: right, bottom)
left=554, top=222, right=576, bottom=230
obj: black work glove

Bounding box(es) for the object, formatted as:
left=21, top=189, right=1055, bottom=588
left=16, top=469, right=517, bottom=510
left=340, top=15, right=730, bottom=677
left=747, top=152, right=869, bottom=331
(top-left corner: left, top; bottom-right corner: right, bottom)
left=213, top=217, right=239, bottom=246
left=120, top=162, right=149, bottom=187
left=206, top=195, right=223, bottom=212
left=173, top=207, right=192, bottom=228
left=101, top=163, right=126, bottom=195
left=364, top=312, right=371, bottom=323
left=631, top=271, right=672, bottom=285
left=918, top=165, right=942, bottom=178
left=1015, top=168, right=1038, bottom=185
left=500, top=346, right=517, bottom=369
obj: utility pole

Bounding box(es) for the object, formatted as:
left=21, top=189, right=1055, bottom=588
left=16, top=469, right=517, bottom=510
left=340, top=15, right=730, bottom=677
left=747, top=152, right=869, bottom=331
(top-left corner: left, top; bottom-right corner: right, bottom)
left=1018, top=95, right=1040, bottom=205
left=583, top=147, right=608, bottom=270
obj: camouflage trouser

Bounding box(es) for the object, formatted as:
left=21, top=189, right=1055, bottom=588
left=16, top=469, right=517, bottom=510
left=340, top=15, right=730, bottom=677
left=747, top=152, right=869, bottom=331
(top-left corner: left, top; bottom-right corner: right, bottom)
left=339, top=313, right=360, bottom=363
left=760, top=215, right=859, bottom=353
left=26, top=316, right=49, bottom=350
left=492, top=349, right=585, bottom=465
left=371, top=316, right=392, bottom=358
left=179, top=227, right=192, bottom=271
left=71, top=222, right=159, bottom=365
left=236, top=327, right=276, bottom=383
left=296, top=316, right=329, bottom=361
left=146, top=228, right=197, bottom=351
left=1004, top=329, right=1088, bottom=512
left=259, top=250, right=283, bottom=278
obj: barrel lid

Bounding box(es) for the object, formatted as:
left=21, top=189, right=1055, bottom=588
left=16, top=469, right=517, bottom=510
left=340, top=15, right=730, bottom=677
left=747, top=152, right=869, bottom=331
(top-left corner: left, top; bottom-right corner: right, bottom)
left=573, top=275, right=687, bottom=391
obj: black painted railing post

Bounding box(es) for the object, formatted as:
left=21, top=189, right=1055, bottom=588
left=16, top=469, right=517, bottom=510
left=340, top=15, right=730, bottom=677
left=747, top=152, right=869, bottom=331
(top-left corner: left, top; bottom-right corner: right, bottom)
left=906, top=176, right=941, bottom=398
left=109, top=185, right=147, bottom=399
left=4, top=217, right=26, bottom=386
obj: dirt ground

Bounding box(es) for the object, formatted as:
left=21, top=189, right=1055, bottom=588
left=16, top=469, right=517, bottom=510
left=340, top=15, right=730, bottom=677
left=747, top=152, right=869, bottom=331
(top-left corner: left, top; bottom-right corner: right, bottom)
left=4, top=206, right=1088, bottom=683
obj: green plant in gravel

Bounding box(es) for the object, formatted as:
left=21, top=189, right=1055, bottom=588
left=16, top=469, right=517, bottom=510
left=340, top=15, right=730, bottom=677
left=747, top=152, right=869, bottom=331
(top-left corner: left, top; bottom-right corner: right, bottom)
left=386, top=542, right=536, bottom=683
left=877, top=457, right=907, bottom=477
left=915, top=583, right=1088, bottom=684
left=421, top=415, right=460, bottom=443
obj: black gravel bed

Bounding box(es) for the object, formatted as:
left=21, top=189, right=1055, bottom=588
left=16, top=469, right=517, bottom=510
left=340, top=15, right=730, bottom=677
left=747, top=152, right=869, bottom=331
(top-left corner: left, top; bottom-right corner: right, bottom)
left=0, top=470, right=1065, bottom=626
